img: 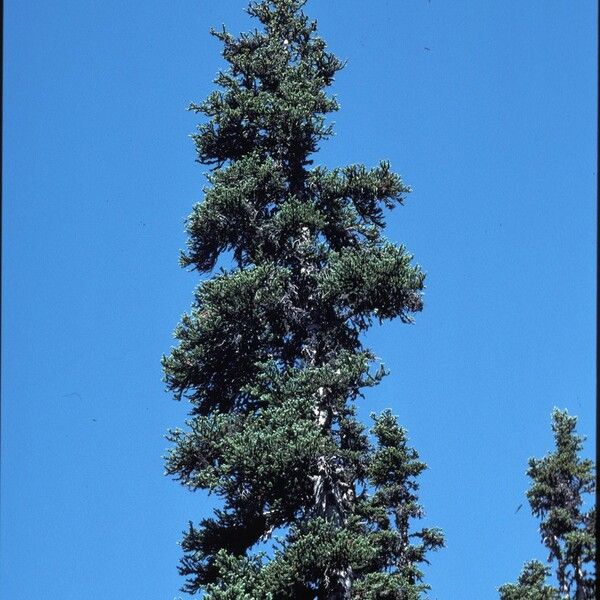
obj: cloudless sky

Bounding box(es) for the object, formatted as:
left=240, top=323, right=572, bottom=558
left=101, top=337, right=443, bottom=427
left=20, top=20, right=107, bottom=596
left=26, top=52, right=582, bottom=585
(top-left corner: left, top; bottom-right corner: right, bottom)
left=2, top=1, right=596, bottom=598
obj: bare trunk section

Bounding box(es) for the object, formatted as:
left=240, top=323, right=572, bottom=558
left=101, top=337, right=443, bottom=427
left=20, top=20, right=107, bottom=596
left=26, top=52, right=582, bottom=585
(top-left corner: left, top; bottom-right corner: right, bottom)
left=329, top=567, right=353, bottom=600
left=574, top=556, right=585, bottom=600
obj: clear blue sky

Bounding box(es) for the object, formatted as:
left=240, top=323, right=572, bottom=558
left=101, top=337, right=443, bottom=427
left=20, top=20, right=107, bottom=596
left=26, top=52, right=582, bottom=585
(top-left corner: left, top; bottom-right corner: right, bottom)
left=2, top=1, right=596, bottom=598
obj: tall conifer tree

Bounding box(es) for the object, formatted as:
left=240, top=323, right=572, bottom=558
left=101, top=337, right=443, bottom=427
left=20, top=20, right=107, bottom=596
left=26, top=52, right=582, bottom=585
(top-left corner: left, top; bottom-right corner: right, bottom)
left=163, top=1, right=443, bottom=597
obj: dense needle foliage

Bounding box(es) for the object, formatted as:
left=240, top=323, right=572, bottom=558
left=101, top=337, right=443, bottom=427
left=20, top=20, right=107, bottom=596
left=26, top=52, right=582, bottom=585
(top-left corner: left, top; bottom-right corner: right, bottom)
left=163, top=1, right=443, bottom=597
left=499, top=410, right=596, bottom=600
left=499, top=561, right=560, bottom=600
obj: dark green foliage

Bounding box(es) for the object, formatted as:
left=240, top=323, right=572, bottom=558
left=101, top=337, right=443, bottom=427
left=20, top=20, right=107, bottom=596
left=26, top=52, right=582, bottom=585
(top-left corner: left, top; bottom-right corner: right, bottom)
left=527, top=409, right=596, bottom=599
left=499, top=561, right=560, bottom=600
left=164, top=1, right=443, bottom=597
left=499, top=410, right=595, bottom=600
left=351, top=412, right=444, bottom=599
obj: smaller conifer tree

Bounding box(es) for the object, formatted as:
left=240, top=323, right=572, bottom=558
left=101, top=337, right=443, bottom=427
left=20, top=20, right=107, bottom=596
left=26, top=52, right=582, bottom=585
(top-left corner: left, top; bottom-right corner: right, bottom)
left=499, top=409, right=595, bottom=600
left=499, top=561, right=560, bottom=600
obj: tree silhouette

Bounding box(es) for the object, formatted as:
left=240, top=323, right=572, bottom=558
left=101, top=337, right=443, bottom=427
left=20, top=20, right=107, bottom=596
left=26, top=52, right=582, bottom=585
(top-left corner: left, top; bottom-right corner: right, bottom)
left=499, top=409, right=595, bottom=600
left=163, top=1, right=443, bottom=597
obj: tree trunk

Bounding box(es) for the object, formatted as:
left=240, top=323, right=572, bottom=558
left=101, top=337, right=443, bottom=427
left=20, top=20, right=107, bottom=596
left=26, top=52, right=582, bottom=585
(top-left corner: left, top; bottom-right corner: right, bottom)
left=574, top=556, right=585, bottom=600
left=557, top=558, right=569, bottom=599
left=296, top=225, right=355, bottom=598
left=329, top=567, right=353, bottom=600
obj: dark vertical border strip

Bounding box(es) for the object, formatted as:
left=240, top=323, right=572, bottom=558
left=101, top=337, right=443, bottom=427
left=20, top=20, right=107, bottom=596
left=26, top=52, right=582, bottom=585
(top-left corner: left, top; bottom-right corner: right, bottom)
left=596, top=0, right=599, bottom=583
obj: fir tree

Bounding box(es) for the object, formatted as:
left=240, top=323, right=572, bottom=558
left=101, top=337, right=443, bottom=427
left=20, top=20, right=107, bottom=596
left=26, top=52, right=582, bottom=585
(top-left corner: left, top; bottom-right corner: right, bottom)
left=499, top=410, right=595, bottom=600
left=163, top=1, right=443, bottom=597
left=499, top=561, right=560, bottom=600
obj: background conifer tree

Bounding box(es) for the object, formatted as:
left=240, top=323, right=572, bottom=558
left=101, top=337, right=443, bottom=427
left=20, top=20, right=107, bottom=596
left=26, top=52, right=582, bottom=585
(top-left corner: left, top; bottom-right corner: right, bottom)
left=163, top=1, right=443, bottom=597
left=499, top=561, right=560, bottom=600
left=499, top=410, right=595, bottom=600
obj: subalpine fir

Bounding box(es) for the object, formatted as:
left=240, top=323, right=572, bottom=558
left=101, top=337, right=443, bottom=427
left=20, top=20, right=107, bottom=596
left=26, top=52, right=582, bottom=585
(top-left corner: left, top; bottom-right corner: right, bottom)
left=499, top=410, right=595, bottom=600
left=163, top=1, right=443, bottom=597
